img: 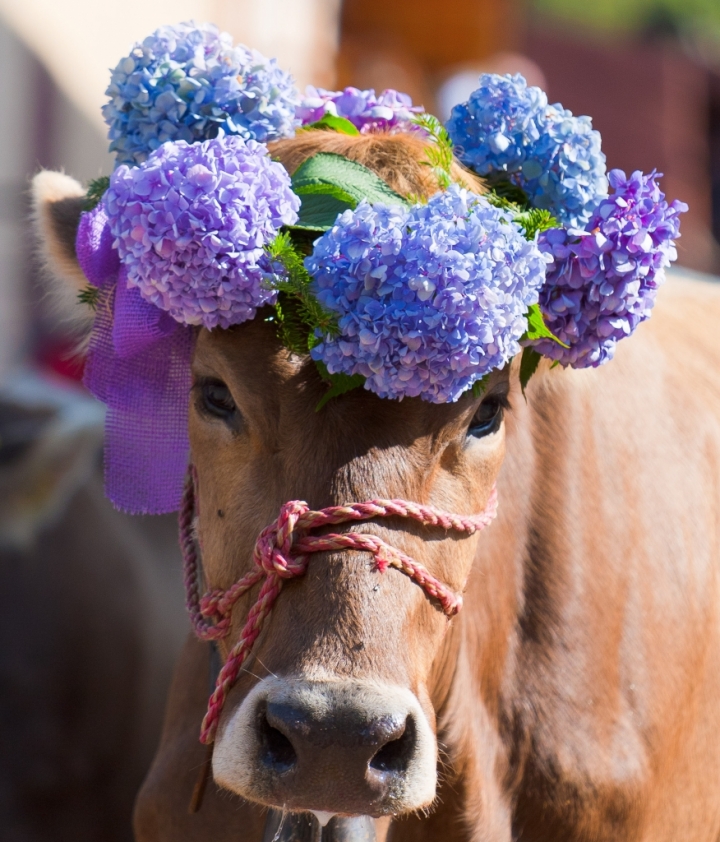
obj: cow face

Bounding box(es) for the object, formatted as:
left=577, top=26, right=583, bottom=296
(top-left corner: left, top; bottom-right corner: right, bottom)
left=32, top=134, right=507, bottom=820
left=190, top=318, right=507, bottom=817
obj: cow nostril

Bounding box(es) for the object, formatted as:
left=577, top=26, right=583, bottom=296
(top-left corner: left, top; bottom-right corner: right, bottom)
left=369, top=715, right=416, bottom=774
left=258, top=711, right=297, bottom=773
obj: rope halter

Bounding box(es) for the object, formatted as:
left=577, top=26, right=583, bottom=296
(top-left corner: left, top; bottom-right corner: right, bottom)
left=180, top=470, right=498, bottom=744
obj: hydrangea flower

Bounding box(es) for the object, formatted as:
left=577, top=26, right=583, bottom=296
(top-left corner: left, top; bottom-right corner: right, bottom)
left=297, top=86, right=424, bottom=133
left=103, top=22, right=299, bottom=166
left=105, top=135, right=300, bottom=329
left=307, top=185, right=548, bottom=402
left=533, top=169, right=687, bottom=368
left=446, top=73, right=607, bottom=229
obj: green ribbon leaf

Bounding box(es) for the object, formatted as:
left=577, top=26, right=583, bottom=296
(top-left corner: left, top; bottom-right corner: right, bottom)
left=521, top=303, right=568, bottom=348
left=519, top=347, right=542, bottom=397
left=305, top=114, right=361, bottom=136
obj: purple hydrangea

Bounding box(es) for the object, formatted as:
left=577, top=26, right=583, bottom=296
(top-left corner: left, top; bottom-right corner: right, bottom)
left=307, top=185, right=548, bottom=402
left=103, top=22, right=299, bottom=166
left=105, top=135, right=299, bottom=329
left=446, top=73, right=607, bottom=229
left=297, top=86, right=424, bottom=133
left=533, top=169, right=687, bottom=368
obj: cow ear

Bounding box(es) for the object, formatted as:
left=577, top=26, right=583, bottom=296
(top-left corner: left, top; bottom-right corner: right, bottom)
left=32, top=170, right=93, bottom=328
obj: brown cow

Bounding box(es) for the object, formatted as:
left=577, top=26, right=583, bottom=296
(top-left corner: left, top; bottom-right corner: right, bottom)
left=34, top=131, right=720, bottom=842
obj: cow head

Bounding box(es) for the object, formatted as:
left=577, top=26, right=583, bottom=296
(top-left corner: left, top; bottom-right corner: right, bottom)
left=33, top=132, right=512, bottom=821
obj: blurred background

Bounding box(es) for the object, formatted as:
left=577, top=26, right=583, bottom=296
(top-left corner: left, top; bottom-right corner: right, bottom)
left=0, top=0, right=719, bottom=840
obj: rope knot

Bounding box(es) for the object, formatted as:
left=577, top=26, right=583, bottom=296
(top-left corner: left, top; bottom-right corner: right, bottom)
left=180, top=470, right=499, bottom=745
left=255, top=500, right=310, bottom=579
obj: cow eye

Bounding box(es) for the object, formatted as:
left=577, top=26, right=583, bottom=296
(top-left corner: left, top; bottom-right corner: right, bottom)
left=468, top=397, right=504, bottom=438
left=200, top=380, right=237, bottom=420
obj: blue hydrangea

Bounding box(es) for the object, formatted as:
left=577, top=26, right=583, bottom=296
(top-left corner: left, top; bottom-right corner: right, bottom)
left=533, top=169, right=687, bottom=368
left=105, top=136, right=300, bottom=329
left=297, top=86, right=423, bottom=133
left=446, top=73, right=607, bottom=229
left=103, top=22, right=299, bottom=166
left=307, top=185, right=548, bottom=403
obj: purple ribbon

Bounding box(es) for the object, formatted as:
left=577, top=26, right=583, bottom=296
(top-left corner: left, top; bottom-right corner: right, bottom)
left=78, top=204, right=194, bottom=514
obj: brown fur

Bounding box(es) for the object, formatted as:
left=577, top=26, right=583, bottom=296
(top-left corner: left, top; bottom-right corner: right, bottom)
left=31, top=170, right=94, bottom=332
left=32, top=133, right=720, bottom=841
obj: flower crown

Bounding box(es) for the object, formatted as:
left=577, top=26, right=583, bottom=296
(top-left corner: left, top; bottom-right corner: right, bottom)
left=76, top=22, right=687, bottom=514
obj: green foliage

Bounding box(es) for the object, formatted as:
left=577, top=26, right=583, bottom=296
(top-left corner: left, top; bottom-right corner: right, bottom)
left=315, top=364, right=366, bottom=410
left=292, top=152, right=408, bottom=207
left=521, top=303, right=568, bottom=347
left=513, top=208, right=558, bottom=240
left=305, top=114, right=361, bottom=136
left=471, top=373, right=491, bottom=398
left=412, top=113, right=455, bottom=190
left=519, top=347, right=542, bottom=396
left=484, top=179, right=558, bottom=242
left=289, top=152, right=408, bottom=233
left=83, top=176, right=110, bottom=211
left=78, top=284, right=100, bottom=309
left=265, top=232, right=338, bottom=356
left=532, top=0, right=720, bottom=45
left=288, top=193, right=355, bottom=232
left=484, top=172, right=530, bottom=207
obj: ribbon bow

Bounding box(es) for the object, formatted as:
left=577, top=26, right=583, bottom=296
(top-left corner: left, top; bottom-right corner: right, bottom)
left=76, top=205, right=194, bottom=514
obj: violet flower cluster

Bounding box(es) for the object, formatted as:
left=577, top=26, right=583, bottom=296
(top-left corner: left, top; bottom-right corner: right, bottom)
left=446, top=73, right=607, bottom=229
left=307, top=185, right=548, bottom=403
left=103, top=22, right=299, bottom=166
left=105, top=135, right=299, bottom=329
left=297, top=86, right=424, bottom=133
left=533, top=169, right=687, bottom=368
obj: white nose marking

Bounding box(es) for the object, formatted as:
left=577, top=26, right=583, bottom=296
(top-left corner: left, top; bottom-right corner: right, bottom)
left=312, top=811, right=335, bottom=827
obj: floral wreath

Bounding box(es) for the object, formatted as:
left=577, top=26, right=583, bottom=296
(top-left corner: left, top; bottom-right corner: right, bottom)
left=75, top=21, right=687, bottom=515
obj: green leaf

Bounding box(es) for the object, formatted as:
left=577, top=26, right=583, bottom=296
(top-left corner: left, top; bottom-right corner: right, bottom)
left=292, top=192, right=355, bottom=231
left=292, top=152, right=408, bottom=209
left=83, top=176, right=110, bottom=211
left=315, top=370, right=366, bottom=411
left=305, top=114, right=361, bottom=136
left=519, top=347, right=542, bottom=396
left=78, top=284, right=100, bottom=309
left=521, top=303, right=569, bottom=348
left=471, top=374, right=491, bottom=398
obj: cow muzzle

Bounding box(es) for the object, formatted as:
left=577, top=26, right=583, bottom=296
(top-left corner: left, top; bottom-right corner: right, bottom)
left=212, top=677, right=437, bottom=817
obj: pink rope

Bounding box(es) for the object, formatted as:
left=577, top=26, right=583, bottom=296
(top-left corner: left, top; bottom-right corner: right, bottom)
left=180, top=469, right=498, bottom=744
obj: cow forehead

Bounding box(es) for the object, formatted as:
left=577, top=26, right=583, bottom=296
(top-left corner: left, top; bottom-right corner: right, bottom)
left=192, top=316, right=510, bottom=449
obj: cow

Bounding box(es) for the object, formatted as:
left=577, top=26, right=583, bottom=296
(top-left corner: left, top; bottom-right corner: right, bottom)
left=33, top=129, right=720, bottom=842
left=0, top=370, right=188, bottom=842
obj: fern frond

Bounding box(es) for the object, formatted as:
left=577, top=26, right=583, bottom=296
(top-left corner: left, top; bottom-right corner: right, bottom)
left=412, top=113, right=454, bottom=190
left=264, top=233, right=339, bottom=354
left=513, top=208, right=559, bottom=240
left=83, top=176, right=110, bottom=211
left=78, top=284, right=100, bottom=309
